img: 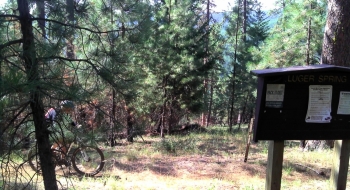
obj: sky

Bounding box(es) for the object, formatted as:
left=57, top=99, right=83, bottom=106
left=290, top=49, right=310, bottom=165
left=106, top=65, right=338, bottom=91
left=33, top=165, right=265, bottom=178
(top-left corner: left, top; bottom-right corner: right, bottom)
left=0, top=0, right=276, bottom=11
left=213, top=0, right=276, bottom=12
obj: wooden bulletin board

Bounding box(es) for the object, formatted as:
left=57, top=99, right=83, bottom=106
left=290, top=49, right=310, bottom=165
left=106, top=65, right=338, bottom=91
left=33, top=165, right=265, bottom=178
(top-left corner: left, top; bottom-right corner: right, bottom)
left=251, top=64, right=350, bottom=142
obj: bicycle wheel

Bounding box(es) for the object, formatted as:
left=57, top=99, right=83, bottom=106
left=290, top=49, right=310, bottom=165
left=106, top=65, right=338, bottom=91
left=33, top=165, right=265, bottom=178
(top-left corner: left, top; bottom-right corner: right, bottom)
left=28, top=147, right=62, bottom=173
left=27, top=148, right=42, bottom=173
left=71, top=146, right=105, bottom=176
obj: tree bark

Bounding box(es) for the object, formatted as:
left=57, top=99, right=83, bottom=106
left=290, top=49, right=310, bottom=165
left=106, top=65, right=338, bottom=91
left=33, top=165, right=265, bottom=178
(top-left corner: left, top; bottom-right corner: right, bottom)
left=306, top=18, right=311, bottom=65
left=0, top=59, right=2, bottom=155
left=168, top=101, right=173, bottom=135
left=206, top=73, right=214, bottom=127
left=17, top=0, right=58, bottom=189
left=160, top=75, right=168, bottom=138
left=66, top=0, right=75, bottom=59
left=237, top=90, right=249, bottom=130
left=201, top=0, right=211, bottom=127
left=243, top=0, right=247, bottom=42
left=36, top=0, right=46, bottom=38
left=321, top=0, right=350, bottom=66
left=228, top=4, right=240, bottom=132
left=125, top=104, right=134, bottom=142
left=160, top=99, right=166, bottom=138
left=318, top=0, right=350, bottom=150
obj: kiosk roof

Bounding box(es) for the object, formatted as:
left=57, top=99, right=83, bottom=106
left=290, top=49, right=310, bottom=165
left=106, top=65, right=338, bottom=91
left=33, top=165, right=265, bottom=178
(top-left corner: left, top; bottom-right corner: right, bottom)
left=251, top=64, right=350, bottom=77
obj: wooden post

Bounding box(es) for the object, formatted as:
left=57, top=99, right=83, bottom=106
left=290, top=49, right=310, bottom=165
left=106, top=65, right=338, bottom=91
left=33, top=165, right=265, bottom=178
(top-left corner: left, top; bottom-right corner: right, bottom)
left=330, top=140, right=350, bottom=190
left=266, top=140, right=284, bottom=190
left=244, top=118, right=254, bottom=162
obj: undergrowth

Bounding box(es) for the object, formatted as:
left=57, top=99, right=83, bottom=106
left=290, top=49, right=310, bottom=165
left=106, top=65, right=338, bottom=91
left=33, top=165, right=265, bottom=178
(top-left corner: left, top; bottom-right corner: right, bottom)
left=1, top=124, right=343, bottom=190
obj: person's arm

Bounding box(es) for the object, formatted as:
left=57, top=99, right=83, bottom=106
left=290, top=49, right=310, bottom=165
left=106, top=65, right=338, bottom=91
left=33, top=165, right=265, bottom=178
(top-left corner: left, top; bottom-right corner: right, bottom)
left=45, top=108, right=56, bottom=121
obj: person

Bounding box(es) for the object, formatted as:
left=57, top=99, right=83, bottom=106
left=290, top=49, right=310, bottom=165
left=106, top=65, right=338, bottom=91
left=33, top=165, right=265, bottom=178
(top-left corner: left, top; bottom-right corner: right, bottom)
left=60, top=100, right=75, bottom=114
left=45, top=108, right=56, bottom=121
left=44, top=101, right=77, bottom=160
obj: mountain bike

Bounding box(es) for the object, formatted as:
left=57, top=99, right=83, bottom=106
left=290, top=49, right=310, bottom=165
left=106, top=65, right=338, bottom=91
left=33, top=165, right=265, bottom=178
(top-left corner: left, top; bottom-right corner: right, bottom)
left=27, top=120, right=105, bottom=176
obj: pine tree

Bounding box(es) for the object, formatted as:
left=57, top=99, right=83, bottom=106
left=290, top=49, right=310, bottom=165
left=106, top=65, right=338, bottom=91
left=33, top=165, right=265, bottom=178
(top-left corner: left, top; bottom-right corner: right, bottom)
left=224, top=0, right=268, bottom=131
left=0, top=0, right=152, bottom=188
left=321, top=0, right=350, bottom=66
left=321, top=1, right=350, bottom=188
left=257, top=0, right=327, bottom=69
left=133, top=0, right=215, bottom=135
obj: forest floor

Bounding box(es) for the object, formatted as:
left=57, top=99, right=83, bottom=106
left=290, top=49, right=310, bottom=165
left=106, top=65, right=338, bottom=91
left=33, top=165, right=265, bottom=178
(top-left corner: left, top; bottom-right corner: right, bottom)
left=9, top=126, right=350, bottom=189
left=54, top=126, right=350, bottom=190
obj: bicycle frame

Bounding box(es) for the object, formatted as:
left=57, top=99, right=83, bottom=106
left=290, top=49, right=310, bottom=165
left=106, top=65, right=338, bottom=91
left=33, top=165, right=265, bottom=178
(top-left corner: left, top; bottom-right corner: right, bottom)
left=28, top=127, right=105, bottom=176
left=28, top=111, right=105, bottom=176
left=72, top=136, right=91, bottom=162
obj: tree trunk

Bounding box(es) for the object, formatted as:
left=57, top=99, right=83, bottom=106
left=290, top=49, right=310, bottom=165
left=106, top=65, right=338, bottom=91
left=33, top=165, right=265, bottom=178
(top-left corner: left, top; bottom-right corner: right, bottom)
left=112, top=92, right=117, bottom=122
left=110, top=89, right=116, bottom=146
left=228, top=68, right=236, bottom=131
left=321, top=0, right=350, bottom=139
left=202, top=79, right=208, bottom=127
left=228, top=4, right=240, bottom=132
left=17, top=0, right=58, bottom=189
left=206, top=73, right=214, bottom=127
left=160, top=75, right=168, bottom=138
left=124, top=101, right=134, bottom=142
left=243, top=0, right=247, bottom=41
left=306, top=17, right=311, bottom=65
left=310, top=0, right=350, bottom=152
left=321, top=0, right=350, bottom=66
left=36, top=0, right=46, bottom=38
left=0, top=59, right=2, bottom=155
left=160, top=100, right=166, bottom=138
left=201, top=0, right=211, bottom=127
left=168, top=101, right=173, bottom=135
left=237, top=90, right=249, bottom=131
left=66, top=0, right=75, bottom=59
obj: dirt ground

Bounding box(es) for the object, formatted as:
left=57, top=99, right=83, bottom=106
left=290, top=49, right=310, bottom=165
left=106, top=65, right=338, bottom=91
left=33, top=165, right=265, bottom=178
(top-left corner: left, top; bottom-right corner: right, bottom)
left=16, top=135, right=349, bottom=190
left=61, top=142, right=340, bottom=190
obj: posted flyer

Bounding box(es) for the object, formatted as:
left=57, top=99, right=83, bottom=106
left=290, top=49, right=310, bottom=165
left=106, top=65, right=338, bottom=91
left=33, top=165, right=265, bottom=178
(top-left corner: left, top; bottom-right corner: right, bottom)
left=305, top=85, right=332, bottom=123
left=337, top=91, right=350, bottom=115
left=265, top=84, right=285, bottom=108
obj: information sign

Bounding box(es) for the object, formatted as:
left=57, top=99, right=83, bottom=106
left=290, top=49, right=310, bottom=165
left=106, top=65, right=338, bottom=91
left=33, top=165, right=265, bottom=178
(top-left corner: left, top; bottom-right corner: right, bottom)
left=265, top=84, right=285, bottom=108
left=305, top=85, right=332, bottom=123
left=337, top=91, right=350, bottom=115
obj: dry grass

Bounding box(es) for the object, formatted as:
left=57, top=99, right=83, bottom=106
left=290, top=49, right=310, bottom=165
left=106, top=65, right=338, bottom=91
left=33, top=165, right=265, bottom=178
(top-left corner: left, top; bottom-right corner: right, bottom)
left=2, top=125, right=350, bottom=190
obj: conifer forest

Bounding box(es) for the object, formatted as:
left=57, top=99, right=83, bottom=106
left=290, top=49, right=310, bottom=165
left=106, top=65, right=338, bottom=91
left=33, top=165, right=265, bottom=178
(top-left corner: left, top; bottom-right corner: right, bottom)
left=2, top=0, right=350, bottom=189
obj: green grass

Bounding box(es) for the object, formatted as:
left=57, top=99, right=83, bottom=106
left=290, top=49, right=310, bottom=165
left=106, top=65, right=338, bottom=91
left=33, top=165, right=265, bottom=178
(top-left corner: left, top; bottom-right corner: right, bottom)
left=283, top=163, right=294, bottom=176
left=1, top=124, right=347, bottom=190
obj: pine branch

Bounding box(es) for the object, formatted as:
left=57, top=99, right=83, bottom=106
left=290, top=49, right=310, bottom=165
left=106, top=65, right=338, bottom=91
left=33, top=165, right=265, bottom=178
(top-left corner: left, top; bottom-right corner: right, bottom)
left=0, top=39, right=23, bottom=51
left=39, top=55, right=130, bottom=97
left=0, top=14, right=19, bottom=19
left=1, top=101, right=31, bottom=135
left=32, top=17, right=135, bottom=34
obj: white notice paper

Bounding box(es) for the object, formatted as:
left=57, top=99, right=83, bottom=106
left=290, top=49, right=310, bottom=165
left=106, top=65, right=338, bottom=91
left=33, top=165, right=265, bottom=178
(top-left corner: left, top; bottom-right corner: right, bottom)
left=305, top=85, right=332, bottom=123
left=337, top=91, right=350, bottom=115
left=265, top=84, right=285, bottom=108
